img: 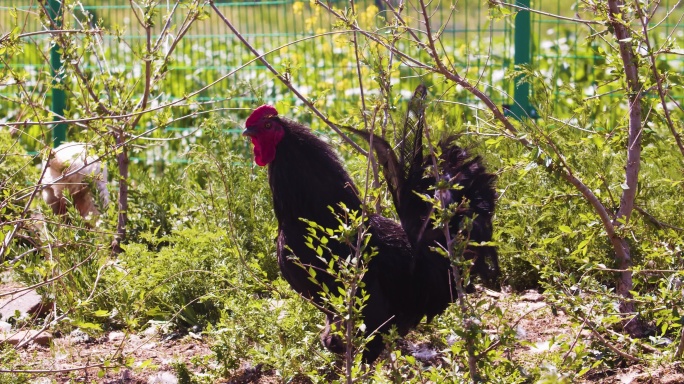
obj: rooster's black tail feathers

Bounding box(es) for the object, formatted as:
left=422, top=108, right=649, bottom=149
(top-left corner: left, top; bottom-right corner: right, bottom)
left=347, top=85, right=499, bottom=293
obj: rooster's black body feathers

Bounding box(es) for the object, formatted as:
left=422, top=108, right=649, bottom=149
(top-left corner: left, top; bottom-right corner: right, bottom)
left=268, top=121, right=420, bottom=361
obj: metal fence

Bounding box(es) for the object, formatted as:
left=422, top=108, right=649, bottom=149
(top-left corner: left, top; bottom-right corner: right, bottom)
left=530, top=1, right=683, bottom=111
left=1, top=0, right=683, bottom=155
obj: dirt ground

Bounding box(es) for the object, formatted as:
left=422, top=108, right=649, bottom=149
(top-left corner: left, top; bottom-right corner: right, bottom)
left=4, top=288, right=683, bottom=383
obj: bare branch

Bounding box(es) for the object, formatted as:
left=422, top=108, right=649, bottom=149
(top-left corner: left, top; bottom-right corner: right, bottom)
left=608, top=0, right=643, bottom=223
left=633, top=0, right=684, bottom=158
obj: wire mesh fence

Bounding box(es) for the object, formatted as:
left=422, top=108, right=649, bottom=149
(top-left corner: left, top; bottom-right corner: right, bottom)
left=1, top=0, right=683, bottom=159
left=529, top=0, right=684, bottom=116
left=2, top=1, right=515, bottom=152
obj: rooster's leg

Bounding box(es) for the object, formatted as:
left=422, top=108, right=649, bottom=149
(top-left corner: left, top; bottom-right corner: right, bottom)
left=321, top=313, right=345, bottom=355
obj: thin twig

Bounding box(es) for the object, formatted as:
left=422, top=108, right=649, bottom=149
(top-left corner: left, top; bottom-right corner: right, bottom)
left=350, top=0, right=369, bottom=132
left=0, top=31, right=359, bottom=129
left=648, top=0, right=683, bottom=31
left=676, top=327, right=684, bottom=358
left=634, top=205, right=684, bottom=232
left=579, top=311, right=644, bottom=362
left=0, top=151, right=50, bottom=259
left=492, top=1, right=602, bottom=24
left=633, top=0, right=684, bottom=158
left=0, top=247, right=102, bottom=298
left=209, top=1, right=368, bottom=156
left=0, top=365, right=105, bottom=374
left=562, top=316, right=589, bottom=365
left=592, top=266, right=682, bottom=274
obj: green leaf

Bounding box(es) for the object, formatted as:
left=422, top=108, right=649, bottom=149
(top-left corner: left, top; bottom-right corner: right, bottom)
left=93, top=309, right=110, bottom=317
left=75, top=321, right=102, bottom=331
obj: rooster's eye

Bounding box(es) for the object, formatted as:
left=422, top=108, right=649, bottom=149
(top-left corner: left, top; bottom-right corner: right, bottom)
left=265, top=122, right=272, bottom=129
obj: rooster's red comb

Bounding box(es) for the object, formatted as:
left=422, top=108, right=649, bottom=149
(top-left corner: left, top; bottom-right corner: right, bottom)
left=246, top=105, right=278, bottom=127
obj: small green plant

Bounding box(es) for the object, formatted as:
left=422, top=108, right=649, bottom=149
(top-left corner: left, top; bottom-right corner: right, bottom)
left=299, top=204, right=377, bottom=382
left=0, top=345, right=30, bottom=384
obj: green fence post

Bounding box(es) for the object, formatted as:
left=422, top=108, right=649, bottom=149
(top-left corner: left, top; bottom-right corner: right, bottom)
left=48, top=0, right=67, bottom=147
left=511, top=0, right=532, bottom=119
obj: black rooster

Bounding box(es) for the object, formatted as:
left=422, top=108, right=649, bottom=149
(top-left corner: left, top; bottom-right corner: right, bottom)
left=243, top=87, right=498, bottom=363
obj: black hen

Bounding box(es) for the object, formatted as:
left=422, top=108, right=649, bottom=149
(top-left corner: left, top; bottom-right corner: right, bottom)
left=243, top=89, right=497, bottom=363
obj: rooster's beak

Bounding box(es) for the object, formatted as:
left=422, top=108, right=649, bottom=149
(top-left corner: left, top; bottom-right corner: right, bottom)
left=243, top=127, right=257, bottom=137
